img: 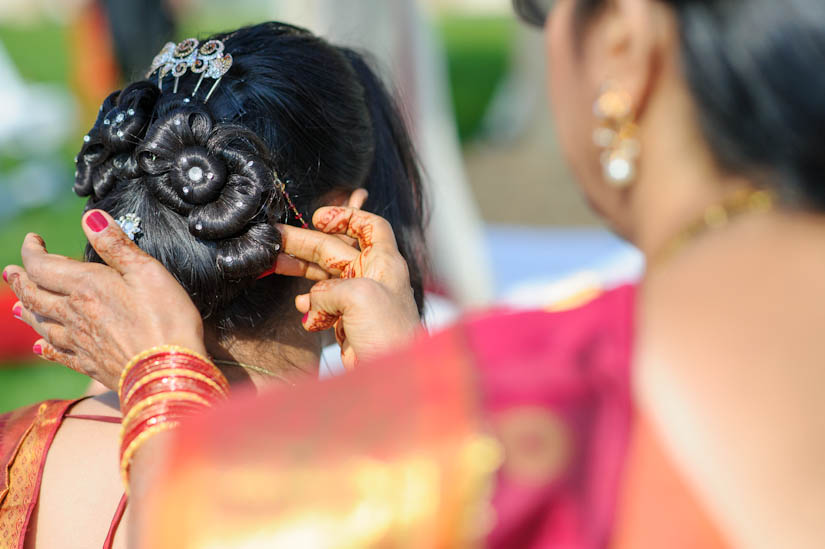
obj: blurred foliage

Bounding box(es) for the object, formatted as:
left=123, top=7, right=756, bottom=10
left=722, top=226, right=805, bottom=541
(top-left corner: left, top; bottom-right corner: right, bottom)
left=0, top=23, right=70, bottom=84
left=439, top=15, right=514, bottom=141
left=0, top=13, right=514, bottom=410
left=0, top=364, right=89, bottom=414
left=0, top=19, right=86, bottom=270
left=0, top=22, right=88, bottom=409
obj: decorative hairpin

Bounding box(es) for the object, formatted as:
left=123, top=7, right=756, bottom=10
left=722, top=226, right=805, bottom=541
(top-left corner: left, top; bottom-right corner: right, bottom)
left=116, top=213, right=143, bottom=241
left=275, top=174, right=309, bottom=229
left=147, top=38, right=233, bottom=102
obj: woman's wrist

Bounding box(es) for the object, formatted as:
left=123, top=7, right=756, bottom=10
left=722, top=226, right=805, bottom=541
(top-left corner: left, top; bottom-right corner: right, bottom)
left=118, top=345, right=229, bottom=491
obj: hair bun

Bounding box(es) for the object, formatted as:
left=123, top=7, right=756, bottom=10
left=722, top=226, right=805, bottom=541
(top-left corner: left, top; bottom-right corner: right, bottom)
left=137, top=106, right=280, bottom=276
left=74, top=83, right=161, bottom=200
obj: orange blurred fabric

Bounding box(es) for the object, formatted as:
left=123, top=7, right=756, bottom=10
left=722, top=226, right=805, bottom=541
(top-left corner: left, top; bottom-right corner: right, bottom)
left=141, top=286, right=638, bottom=548
left=611, top=415, right=729, bottom=549
left=69, top=1, right=120, bottom=125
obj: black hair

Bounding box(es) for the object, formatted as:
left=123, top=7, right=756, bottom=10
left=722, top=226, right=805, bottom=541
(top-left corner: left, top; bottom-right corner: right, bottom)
left=75, top=22, right=427, bottom=336
left=516, top=0, right=825, bottom=210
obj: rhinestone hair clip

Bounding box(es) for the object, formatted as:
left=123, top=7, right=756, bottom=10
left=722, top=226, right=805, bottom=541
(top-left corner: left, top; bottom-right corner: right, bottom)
left=147, top=38, right=233, bottom=102
left=116, top=213, right=142, bottom=241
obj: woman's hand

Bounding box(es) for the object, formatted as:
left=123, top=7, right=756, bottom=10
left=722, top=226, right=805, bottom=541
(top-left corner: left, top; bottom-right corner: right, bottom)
left=2, top=210, right=205, bottom=390
left=274, top=206, right=421, bottom=369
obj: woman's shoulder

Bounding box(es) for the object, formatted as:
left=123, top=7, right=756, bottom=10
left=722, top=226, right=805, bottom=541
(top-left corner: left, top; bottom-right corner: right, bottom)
left=637, top=217, right=825, bottom=547
left=0, top=399, right=81, bottom=549
left=0, top=399, right=80, bottom=489
left=29, top=393, right=126, bottom=548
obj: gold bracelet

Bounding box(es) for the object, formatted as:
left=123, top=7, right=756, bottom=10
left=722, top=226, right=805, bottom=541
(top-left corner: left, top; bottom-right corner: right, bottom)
left=121, top=392, right=211, bottom=432
left=118, top=345, right=214, bottom=397
left=120, top=421, right=180, bottom=492
left=121, top=368, right=229, bottom=409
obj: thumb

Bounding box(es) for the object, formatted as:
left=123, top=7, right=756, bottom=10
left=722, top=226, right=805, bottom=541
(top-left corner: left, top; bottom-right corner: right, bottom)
left=298, top=278, right=351, bottom=332
left=82, top=210, right=153, bottom=275
left=299, top=277, right=384, bottom=333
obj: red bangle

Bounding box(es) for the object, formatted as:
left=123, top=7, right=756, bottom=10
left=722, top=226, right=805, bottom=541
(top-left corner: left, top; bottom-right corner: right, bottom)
left=119, top=345, right=216, bottom=395
left=118, top=345, right=229, bottom=490
left=122, top=365, right=228, bottom=405
left=121, top=354, right=228, bottom=399
left=122, top=375, right=227, bottom=412
left=120, top=402, right=210, bottom=461
left=120, top=399, right=212, bottom=439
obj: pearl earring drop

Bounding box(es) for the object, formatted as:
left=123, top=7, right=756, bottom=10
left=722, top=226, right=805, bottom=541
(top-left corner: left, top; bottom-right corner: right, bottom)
left=593, top=84, right=639, bottom=188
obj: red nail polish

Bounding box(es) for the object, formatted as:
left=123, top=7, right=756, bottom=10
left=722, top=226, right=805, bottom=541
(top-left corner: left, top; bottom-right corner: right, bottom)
left=12, top=305, right=22, bottom=319
left=302, top=312, right=309, bottom=324
left=257, top=266, right=277, bottom=280
left=2, top=270, right=7, bottom=283
left=85, top=211, right=109, bottom=233
left=32, top=343, right=42, bottom=356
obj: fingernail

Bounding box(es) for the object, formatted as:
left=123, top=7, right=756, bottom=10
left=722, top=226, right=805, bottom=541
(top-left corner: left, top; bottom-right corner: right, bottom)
left=257, top=266, right=277, bottom=280
left=1, top=270, right=7, bottom=283
left=85, top=211, right=108, bottom=233
left=12, top=305, right=22, bottom=319
left=32, top=343, right=42, bottom=356
left=302, top=312, right=309, bottom=324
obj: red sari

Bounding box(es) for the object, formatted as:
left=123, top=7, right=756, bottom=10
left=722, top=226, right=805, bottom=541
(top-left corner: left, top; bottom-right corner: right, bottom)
left=0, top=400, right=77, bottom=548
left=142, top=285, right=705, bottom=548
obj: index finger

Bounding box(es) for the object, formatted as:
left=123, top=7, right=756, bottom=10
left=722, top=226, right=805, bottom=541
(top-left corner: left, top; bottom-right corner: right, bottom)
left=312, top=207, right=398, bottom=253
left=82, top=210, right=155, bottom=276
left=16, top=233, right=88, bottom=295
left=277, top=224, right=360, bottom=277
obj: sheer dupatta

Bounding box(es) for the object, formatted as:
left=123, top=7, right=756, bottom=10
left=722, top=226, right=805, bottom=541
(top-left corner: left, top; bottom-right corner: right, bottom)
left=142, top=286, right=636, bottom=548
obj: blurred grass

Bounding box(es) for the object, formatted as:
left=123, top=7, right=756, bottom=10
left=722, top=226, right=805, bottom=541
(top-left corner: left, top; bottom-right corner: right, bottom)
left=440, top=15, right=515, bottom=141
left=0, top=364, right=89, bottom=414
left=0, top=22, right=89, bottom=411
left=0, top=14, right=513, bottom=412
left=0, top=22, right=70, bottom=84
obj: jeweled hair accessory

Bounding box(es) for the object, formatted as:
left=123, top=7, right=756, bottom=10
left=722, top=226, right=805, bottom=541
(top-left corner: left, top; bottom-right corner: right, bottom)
left=275, top=173, right=309, bottom=229
left=116, top=213, right=143, bottom=241
left=147, top=38, right=233, bottom=102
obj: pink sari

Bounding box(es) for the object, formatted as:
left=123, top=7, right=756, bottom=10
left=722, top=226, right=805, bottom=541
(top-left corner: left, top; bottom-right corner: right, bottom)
left=142, top=286, right=637, bottom=547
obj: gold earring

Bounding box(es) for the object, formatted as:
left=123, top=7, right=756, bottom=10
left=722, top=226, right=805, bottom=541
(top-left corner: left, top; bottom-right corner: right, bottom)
left=593, top=83, right=639, bottom=188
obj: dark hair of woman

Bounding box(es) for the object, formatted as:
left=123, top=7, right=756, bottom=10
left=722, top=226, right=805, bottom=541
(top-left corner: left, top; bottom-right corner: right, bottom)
left=74, top=22, right=427, bottom=337
left=514, top=0, right=825, bottom=210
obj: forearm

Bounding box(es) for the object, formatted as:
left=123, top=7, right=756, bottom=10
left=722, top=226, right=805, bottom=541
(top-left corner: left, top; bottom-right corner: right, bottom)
left=127, top=431, right=174, bottom=549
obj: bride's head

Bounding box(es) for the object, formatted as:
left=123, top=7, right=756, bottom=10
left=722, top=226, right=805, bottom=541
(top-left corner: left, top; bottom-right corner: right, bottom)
left=73, top=22, right=426, bottom=342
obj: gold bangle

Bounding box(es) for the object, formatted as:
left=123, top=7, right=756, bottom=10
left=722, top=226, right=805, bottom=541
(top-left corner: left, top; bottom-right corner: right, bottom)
left=121, top=368, right=228, bottom=409
left=121, top=391, right=211, bottom=431
left=120, top=421, right=180, bottom=492
left=118, top=345, right=214, bottom=397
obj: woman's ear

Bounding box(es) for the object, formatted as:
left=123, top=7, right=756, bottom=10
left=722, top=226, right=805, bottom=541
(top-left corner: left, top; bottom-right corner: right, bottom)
left=321, top=188, right=369, bottom=208
left=347, top=188, right=369, bottom=209
left=584, top=0, right=670, bottom=118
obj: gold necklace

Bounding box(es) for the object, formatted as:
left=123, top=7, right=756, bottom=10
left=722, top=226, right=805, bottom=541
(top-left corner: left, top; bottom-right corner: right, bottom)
left=211, top=359, right=297, bottom=387
left=650, top=188, right=775, bottom=268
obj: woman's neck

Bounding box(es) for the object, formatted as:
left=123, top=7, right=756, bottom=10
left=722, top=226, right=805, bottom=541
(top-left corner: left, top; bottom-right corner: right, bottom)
left=623, top=58, right=757, bottom=261
left=627, top=102, right=757, bottom=262
left=206, top=332, right=321, bottom=392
